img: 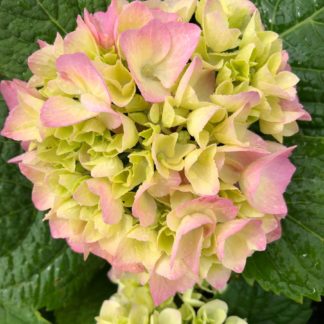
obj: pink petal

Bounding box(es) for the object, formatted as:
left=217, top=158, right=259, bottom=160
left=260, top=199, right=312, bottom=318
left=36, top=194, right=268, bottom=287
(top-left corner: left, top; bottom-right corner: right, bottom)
left=206, top=264, right=231, bottom=290
left=132, top=182, right=157, bottom=227
left=0, top=80, right=21, bottom=110
left=281, top=97, right=311, bottom=121
left=171, top=215, right=213, bottom=273
left=0, top=79, right=40, bottom=111
left=41, top=96, right=98, bottom=127
left=150, top=256, right=197, bottom=305
left=215, top=219, right=267, bottom=273
left=49, top=218, right=73, bottom=239
left=32, top=184, right=55, bottom=211
left=167, top=196, right=238, bottom=230
left=27, top=33, right=63, bottom=80
left=120, top=19, right=171, bottom=102
left=63, top=16, right=99, bottom=58
left=120, top=19, right=200, bottom=102
left=147, top=171, right=182, bottom=197
left=154, top=21, right=201, bottom=88
left=240, top=146, right=296, bottom=215
left=84, top=5, right=117, bottom=49
left=86, top=179, right=123, bottom=224
left=56, top=53, right=111, bottom=104
left=150, top=8, right=179, bottom=22
left=116, top=1, right=154, bottom=36
left=132, top=172, right=181, bottom=226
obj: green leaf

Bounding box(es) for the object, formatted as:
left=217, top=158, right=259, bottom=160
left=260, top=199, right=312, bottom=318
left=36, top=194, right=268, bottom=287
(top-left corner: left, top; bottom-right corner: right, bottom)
left=220, top=277, right=312, bottom=324
left=55, top=268, right=117, bottom=324
left=0, top=301, right=49, bottom=324
left=0, top=0, right=110, bottom=80
left=0, top=211, right=105, bottom=310
left=244, top=135, right=324, bottom=302
left=252, top=0, right=324, bottom=136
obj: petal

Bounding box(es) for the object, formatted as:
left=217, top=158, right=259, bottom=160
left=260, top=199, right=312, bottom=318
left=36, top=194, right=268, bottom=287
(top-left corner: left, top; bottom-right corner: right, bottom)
left=28, top=33, right=63, bottom=80
left=83, top=4, right=117, bottom=50
left=150, top=8, right=180, bottom=22
left=120, top=19, right=171, bottom=102
left=1, top=93, right=43, bottom=141
left=41, top=96, right=97, bottom=127
left=184, top=145, right=219, bottom=196
left=94, top=59, right=136, bottom=107
left=49, top=218, right=73, bottom=239
left=132, top=171, right=179, bottom=223
left=202, top=0, right=241, bottom=52
left=147, top=171, right=182, bottom=197
left=175, top=56, right=216, bottom=107
left=56, top=53, right=111, bottom=103
left=167, top=196, right=237, bottom=231
left=80, top=93, right=112, bottom=113
left=206, top=263, right=231, bottom=290
left=73, top=181, right=99, bottom=206
left=154, top=21, right=201, bottom=88
left=187, top=104, right=223, bottom=147
left=217, top=146, right=268, bottom=184
left=32, top=184, right=55, bottom=211
left=212, top=106, right=251, bottom=146
left=158, top=309, right=182, bottom=324
left=240, top=146, right=296, bottom=215
left=150, top=256, right=197, bottom=305
left=211, top=91, right=260, bottom=113
left=116, top=1, right=154, bottom=36
left=0, top=80, right=19, bottom=110
left=171, top=215, right=213, bottom=272
left=64, top=16, right=99, bottom=58
left=151, top=0, right=197, bottom=22
left=132, top=182, right=157, bottom=227
left=87, top=178, right=124, bottom=224
left=281, top=97, right=311, bottom=122
left=215, top=219, right=267, bottom=272
left=0, top=80, right=40, bottom=111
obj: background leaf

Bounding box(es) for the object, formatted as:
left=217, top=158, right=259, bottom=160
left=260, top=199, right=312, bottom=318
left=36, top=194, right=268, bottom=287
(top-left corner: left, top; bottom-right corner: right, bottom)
left=0, top=301, right=49, bottom=324
left=54, top=268, right=116, bottom=324
left=0, top=0, right=110, bottom=80
left=219, top=277, right=313, bottom=324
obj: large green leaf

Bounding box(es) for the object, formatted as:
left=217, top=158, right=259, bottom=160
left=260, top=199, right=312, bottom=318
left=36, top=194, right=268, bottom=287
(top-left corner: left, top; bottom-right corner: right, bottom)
left=220, top=277, right=312, bottom=324
left=0, top=0, right=109, bottom=80
left=54, top=268, right=116, bottom=324
left=0, top=301, right=49, bottom=324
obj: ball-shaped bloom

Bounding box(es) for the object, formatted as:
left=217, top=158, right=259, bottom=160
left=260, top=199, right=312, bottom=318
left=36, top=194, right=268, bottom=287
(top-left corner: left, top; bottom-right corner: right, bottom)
left=0, top=0, right=309, bottom=305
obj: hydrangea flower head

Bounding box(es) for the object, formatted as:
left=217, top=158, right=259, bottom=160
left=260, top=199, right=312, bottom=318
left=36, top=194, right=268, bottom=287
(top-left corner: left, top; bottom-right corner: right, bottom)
left=1, top=0, right=310, bottom=305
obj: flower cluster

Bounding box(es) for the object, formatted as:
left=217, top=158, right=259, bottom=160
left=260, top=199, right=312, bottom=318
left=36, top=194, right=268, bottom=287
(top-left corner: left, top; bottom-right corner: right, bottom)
left=0, top=0, right=309, bottom=305
left=96, top=275, right=246, bottom=324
